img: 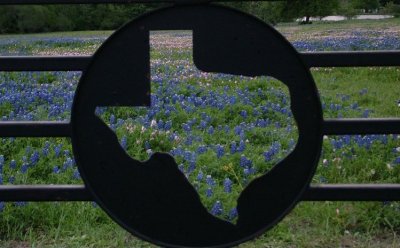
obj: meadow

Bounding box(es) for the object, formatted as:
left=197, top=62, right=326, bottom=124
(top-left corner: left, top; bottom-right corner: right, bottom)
left=0, top=17, right=400, bottom=247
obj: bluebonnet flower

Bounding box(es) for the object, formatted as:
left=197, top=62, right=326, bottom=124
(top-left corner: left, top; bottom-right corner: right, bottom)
left=206, top=187, right=213, bottom=197
left=223, top=178, right=233, bottom=193
left=319, top=176, right=328, bottom=183
left=243, top=167, right=256, bottom=176
left=211, top=201, right=223, bottom=216
left=182, top=123, right=191, bottom=132
left=215, top=145, right=224, bottom=158
left=224, top=125, right=230, bottom=133
left=0, top=175, right=3, bottom=185
left=116, top=118, right=124, bottom=127
left=185, top=136, right=193, bottom=145
left=230, top=142, right=237, bottom=154
left=30, top=151, right=40, bottom=166
left=72, top=170, right=81, bottom=180
left=42, top=147, right=49, bottom=156
left=164, top=120, right=172, bottom=130
left=42, top=141, right=50, bottom=156
left=0, top=202, right=5, bottom=212
left=362, top=109, right=370, bottom=118
left=25, top=146, right=31, bottom=155
left=54, top=144, right=62, bottom=157
left=289, top=139, right=296, bottom=149
left=264, top=141, right=281, bottom=162
left=62, top=158, right=74, bottom=170
left=183, top=150, right=195, bottom=162
left=208, top=126, right=214, bottom=135
left=229, top=96, right=236, bottom=104
left=237, top=140, right=246, bottom=153
left=229, top=207, right=238, bottom=220
left=240, top=155, right=252, bottom=168
left=394, top=157, right=400, bottom=165
left=170, top=147, right=183, bottom=157
left=206, top=175, right=215, bottom=186
left=109, top=114, right=115, bottom=124
left=197, top=170, right=204, bottom=181
left=21, top=164, right=28, bottom=174
left=199, top=120, right=207, bottom=130
left=240, top=110, right=247, bottom=118
left=178, top=164, right=185, bottom=173
left=359, top=88, right=368, bottom=95
left=157, top=119, right=164, bottom=129
left=53, top=166, right=60, bottom=174
left=239, top=130, right=246, bottom=139
left=0, top=155, right=4, bottom=165
left=8, top=176, right=15, bottom=184
left=331, top=139, right=344, bottom=150
left=234, top=126, right=242, bottom=135
left=144, top=141, right=151, bottom=150
left=121, top=136, right=127, bottom=150
left=197, top=146, right=207, bottom=154
left=187, top=161, right=196, bottom=174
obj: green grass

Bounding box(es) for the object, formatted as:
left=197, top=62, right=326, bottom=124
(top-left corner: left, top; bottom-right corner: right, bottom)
left=313, top=67, right=400, bottom=118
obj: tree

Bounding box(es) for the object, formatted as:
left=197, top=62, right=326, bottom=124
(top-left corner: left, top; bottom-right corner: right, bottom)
left=379, top=0, right=400, bottom=6
left=284, top=0, right=340, bottom=23
left=0, top=5, right=155, bottom=34
left=0, top=7, right=19, bottom=33
left=352, top=0, right=381, bottom=13
left=338, top=0, right=359, bottom=19
left=238, top=2, right=288, bottom=25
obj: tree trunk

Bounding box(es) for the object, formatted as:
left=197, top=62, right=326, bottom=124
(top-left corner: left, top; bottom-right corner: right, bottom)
left=306, top=15, right=311, bottom=24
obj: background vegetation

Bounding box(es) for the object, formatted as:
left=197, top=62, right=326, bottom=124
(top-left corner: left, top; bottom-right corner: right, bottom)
left=0, top=0, right=400, bottom=33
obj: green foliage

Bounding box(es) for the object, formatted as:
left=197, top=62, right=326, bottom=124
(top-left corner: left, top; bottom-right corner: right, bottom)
left=382, top=1, right=400, bottom=16
left=0, top=5, right=155, bottom=34
left=339, top=0, right=360, bottom=19
left=228, top=2, right=289, bottom=25
left=352, top=0, right=381, bottom=12
left=283, top=0, right=340, bottom=23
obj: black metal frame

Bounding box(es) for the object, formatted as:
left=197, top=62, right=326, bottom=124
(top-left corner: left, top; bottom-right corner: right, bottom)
left=0, top=0, right=399, bottom=246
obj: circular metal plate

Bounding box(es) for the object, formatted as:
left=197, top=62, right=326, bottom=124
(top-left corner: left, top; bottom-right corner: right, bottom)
left=71, top=4, right=323, bottom=248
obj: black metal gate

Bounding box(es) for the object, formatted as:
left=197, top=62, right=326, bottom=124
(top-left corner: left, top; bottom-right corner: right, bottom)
left=0, top=1, right=399, bottom=247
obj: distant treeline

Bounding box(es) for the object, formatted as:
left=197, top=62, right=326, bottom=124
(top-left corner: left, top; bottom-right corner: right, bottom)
left=0, top=5, right=159, bottom=34
left=0, top=0, right=399, bottom=34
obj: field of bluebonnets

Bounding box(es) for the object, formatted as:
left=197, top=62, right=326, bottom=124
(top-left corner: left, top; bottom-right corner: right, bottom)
left=0, top=18, right=400, bottom=247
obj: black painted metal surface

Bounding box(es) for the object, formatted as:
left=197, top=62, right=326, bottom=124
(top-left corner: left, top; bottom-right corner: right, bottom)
left=3, top=184, right=400, bottom=202
left=0, top=1, right=399, bottom=247
left=71, top=5, right=323, bottom=247
left=1, top=51, right=400, bottom=72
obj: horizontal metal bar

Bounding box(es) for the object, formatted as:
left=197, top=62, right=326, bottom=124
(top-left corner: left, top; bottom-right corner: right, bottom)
left=303, top=184, right=400, bottom=201
left=323, top=119, right=400, bottom=135
left=1, top=184, right=399, bottom=202
left=0, top=56, right=90, bottom=71
left=0, top=185, right=92, bottom=201
left=1, top=52, right=399, bottom=71
left=303, top=51, right=400, bottom=67
left=0, top=121, right=71, bottom=137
